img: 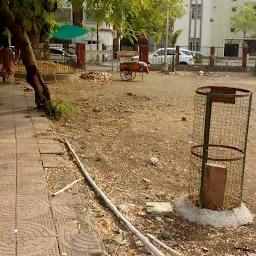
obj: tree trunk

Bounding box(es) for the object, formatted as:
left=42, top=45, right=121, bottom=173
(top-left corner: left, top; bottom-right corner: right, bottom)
left=43, top=40, right=50, bottom=60
left=27, top=27, right=42, bottom=58
left=0, top=0, right=51, bottom=108
left=113, top=30, right=121, bottom=59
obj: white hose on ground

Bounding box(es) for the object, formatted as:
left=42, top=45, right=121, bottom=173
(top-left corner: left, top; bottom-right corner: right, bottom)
left=65, top=139, right=165, bottom=256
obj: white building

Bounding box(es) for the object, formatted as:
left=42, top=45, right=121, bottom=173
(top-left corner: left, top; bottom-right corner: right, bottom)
left=174, top=0, right=256, bottom=56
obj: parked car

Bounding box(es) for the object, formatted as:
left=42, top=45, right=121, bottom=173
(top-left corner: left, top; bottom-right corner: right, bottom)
left=189, top=51, right=205, bottom=57
left=131, top=48, right=194, bottom=65
left=43, top=47, right=77, bottom=64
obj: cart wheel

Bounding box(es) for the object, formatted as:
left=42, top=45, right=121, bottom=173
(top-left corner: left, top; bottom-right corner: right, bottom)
left=120, top=71, right=136, bottom=81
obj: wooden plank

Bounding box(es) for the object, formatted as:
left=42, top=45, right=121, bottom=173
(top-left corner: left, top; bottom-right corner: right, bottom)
left=203, top=163, right=227, bottom=209
left=117, top=51, right=139, bottom=58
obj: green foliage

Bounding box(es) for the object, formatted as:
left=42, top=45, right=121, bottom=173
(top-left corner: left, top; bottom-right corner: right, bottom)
left=170, top=29, right=184, bottom=47
left=85, top=0, right=185, bottom=44
left=45, top=99, right=80, bottom=120
left=195, top=52, right=202, bottom=64
left=40, top=20, right=59, bottom=42
left=230, top=2, right=256, bottom=37
left=4, top=0, right=64, bottom=44
left=254, top=63, right=256, bottom=73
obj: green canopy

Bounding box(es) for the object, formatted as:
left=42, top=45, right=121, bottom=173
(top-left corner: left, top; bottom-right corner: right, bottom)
left=52, top=24, right=93, bottom=43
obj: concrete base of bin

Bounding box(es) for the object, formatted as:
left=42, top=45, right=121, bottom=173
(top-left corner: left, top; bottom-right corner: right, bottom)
left=174, top=194, right=254, bottom=228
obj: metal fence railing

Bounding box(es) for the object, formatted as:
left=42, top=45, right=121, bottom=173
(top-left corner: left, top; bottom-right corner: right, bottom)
left=12, top=44, right=115, bottom=73
left=143, top=45, right=256, bottom=69
left=85, top=44, right=114, bottom=71
left=10, top=43, right=256, bottom=75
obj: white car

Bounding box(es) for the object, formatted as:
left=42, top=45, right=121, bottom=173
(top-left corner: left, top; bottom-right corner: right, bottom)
left=49, top=47, right=77, bottom=64
left=132, top=48, right=194, bottom=65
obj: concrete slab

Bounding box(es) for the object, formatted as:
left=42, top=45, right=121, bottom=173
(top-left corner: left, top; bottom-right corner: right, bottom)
left=17, top=143, right=40, bottom=154
left=37, top=138, right=57, bottom=144
left=174, top=194, right=254, bottom=228
left=0, top=133, right=15, bottom=139
left=0, top=139, right=16, bottom=143
left=58, top=222, right=104, bottom=255
left=17, top=167, right=45, bottom=180
left=0, top=144, right=16, bottom=154
left=42, top=154, right=70, bottom=168
left=39, top=143, right=64, bottom=154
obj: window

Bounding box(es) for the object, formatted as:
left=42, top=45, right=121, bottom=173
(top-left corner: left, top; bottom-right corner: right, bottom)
left=210, top=18, right=214, bottom=22
left=191, top=4, right=202, bottom=19
left=232, top=7, right=237, bottom=12
left=190, top=38, right=200, bottom=51
left=88, top=41, right=97, bottom=44
left=54, top=9, right=72, bottom=22
left=230, top=27, right=235, bottom=32
left=167, top=49, right=175, bottom=55
left=50, top=49, right=63, bottom=55
left=84, top=10, right=94, bottom=22
left=156, top=50, right=165, bottom=55
left=181, top=50, right=191, bottom=56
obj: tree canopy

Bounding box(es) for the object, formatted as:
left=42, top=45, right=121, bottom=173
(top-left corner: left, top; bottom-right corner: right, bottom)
left=85, top=0, right=185, bottom=43
left=230, top=2, right=256, bottom=38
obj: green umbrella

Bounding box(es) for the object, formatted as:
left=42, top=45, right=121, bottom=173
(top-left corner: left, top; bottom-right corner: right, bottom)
left=52, top=24, right=93, bottom=40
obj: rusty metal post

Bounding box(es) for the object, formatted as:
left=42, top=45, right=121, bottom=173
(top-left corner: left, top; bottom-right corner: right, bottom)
left=76, top=43, right=86, bottom=68
left=176, top=46, right=180, bottom=65
left=102, top=44, right=106, bottom=62
left=242, top=46, right=248, bottom=68
left=139, top=36, right=149, bottom=64
left=210, top=47, right=215, bottom=66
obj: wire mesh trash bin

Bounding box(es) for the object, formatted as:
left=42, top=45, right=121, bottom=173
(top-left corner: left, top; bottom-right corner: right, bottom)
left=189, top=86, right=252, bottom=210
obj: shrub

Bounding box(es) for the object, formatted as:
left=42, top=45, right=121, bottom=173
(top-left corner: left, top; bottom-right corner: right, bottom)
left=45, top=99, right=80, bottom=120
left=195, top=52, right=203, bottom=64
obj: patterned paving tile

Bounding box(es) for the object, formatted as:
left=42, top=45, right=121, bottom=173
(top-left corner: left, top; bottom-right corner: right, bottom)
left=0, top=84, right=106, bottom=256
left=0, top=221, right=16, bottom=256
left=16, top=221, right=59, bottom=256
left=58, top=222, right=104, bottom=255
left=0, top=195, right=16, bottom=220
left=16, top=195, right=50, bottom=220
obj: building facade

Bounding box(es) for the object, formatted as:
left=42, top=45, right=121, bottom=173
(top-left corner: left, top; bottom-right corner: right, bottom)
left=174, top=0, right=256, bottom=56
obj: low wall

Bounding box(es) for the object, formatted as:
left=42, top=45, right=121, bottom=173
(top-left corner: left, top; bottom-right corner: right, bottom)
left=149, top=64, right=252, bottom=72
left=14, top=73, right=77, bottom=82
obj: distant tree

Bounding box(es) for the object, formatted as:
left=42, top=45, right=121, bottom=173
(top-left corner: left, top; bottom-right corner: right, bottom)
left=230, top=2, right=256, bottom=40
left=170, top=29, right=184, bottom=47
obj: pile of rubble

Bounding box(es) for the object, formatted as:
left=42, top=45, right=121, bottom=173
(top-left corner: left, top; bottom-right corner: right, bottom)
left=79, top=71, right=112, bottom=81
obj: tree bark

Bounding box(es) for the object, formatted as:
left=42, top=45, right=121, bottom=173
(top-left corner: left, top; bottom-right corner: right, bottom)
left=113, top=30, right=121, bottom=59
left=27, top=27, right=42, bottom=58
left=0, top=0, right=51, bottom=108
left=43, top=40, right=50, bottom=60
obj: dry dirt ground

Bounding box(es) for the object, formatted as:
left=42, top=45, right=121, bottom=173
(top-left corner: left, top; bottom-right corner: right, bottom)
left=46, top=71, right=256, bottom=256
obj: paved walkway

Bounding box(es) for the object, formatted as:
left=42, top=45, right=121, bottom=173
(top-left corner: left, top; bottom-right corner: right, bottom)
left=0, top=83, right=105, bottom=256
